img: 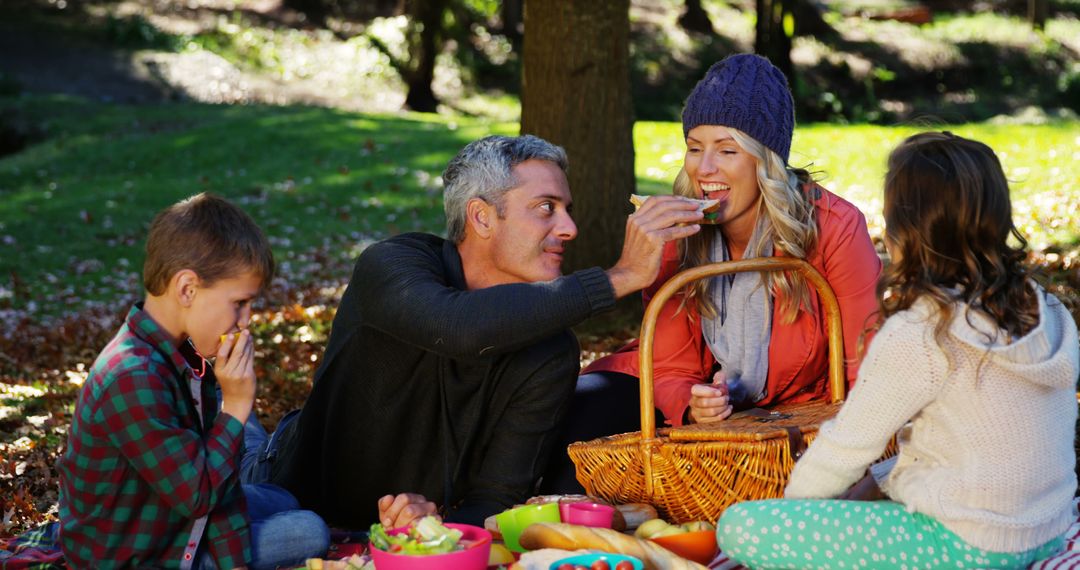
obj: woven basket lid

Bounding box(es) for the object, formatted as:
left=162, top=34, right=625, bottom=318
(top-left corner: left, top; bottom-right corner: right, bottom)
left=667, top=400, right=842, bottom=442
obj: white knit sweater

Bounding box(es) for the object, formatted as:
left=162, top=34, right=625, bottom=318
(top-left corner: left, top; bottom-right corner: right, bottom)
left=785, top=284, right=1080, bottom=553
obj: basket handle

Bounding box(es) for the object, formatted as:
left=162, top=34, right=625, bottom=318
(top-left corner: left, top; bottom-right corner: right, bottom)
left=638, top=257, right=846, bottom=442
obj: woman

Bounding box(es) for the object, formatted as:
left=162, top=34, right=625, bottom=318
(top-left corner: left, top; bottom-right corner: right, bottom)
left=540, top=53, right=882, bottom=493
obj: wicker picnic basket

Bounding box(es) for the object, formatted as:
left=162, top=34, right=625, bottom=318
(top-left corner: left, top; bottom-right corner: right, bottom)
left=568, top=257, right=895, bottom=523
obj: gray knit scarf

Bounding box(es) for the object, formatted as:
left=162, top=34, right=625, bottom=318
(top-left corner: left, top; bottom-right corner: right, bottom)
left=700, top=223, right=773, bottom=407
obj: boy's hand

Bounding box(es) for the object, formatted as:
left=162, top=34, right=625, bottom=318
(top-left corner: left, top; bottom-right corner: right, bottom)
left=378, top=493, right=439, bottom=529
left=216, top=330, right=256, bottom=425
left=688, top=370, right=733, bottom=424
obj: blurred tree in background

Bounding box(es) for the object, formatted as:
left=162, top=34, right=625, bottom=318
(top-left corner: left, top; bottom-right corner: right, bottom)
left=679, top=0, right=714, bottom=33
left=520, top=0, right=635, bottom=274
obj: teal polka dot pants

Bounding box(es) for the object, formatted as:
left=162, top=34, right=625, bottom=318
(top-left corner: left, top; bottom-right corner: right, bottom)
left=717, top=499, right=1064, bottom=570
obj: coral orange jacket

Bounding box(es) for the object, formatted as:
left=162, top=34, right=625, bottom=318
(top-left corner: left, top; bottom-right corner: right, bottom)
left=583, top=186, right=883, bottom=425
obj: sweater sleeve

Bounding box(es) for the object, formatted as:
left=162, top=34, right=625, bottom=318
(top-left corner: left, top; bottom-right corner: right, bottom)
left=785, top=314, right=946, bottom=499
left=353, top=237, right=616, bottom=359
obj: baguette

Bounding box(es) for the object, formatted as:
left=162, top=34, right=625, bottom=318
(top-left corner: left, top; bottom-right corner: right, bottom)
left=629, top=194, right=723, bottom=224
left=519, top=523, right=708, bottom=570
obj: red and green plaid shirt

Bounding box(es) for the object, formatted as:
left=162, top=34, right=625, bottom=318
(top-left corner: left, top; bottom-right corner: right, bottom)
left=58, top=304, right=251, bottom=568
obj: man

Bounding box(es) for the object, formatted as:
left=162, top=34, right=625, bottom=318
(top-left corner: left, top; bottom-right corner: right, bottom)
left=269, top=135, right=702, bottom=528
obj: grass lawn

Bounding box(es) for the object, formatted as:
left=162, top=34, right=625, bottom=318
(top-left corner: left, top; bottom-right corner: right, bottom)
left=636, top=120, right=1080, bottom=249
left=3, top=96, right=1078, bottom=318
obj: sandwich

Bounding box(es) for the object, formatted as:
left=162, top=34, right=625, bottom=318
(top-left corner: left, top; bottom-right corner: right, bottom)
left=629, top=194, right=723, bottom=224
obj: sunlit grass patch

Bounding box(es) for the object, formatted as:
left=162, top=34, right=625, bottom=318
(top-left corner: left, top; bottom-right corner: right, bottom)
left=0, top=96, right=515, bottom=313
left=635, top=120, right=1080, bottom=250
left=1, top=95, right=1077, bottom=320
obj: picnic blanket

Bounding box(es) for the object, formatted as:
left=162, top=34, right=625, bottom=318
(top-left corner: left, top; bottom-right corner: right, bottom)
left=7, top=503, right=1080, bottom=569
left=0, top=523, right=64, bottom=570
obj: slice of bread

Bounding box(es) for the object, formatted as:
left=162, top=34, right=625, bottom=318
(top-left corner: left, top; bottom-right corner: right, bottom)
left=629, top=194, right=723, bottom=223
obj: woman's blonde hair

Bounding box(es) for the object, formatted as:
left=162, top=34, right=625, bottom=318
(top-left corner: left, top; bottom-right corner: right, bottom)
left=676, top=128, right=818, bottom=324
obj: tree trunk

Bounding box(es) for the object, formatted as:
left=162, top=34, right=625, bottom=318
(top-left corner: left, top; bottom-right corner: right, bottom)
left=521, top=0, right=634, bottom=275
left=678, top=0, right=714, bottom=34
left=1028, top=0, right=1048, bottom=30
left=792, top=0, right=835, bottom=38
left=754, top=0, right=794, bottom=82
left=501, top=0, right=524, bottom=53
left=403, top=0, right=444, bottom=113
left=282, top=0, right=330, bottom=26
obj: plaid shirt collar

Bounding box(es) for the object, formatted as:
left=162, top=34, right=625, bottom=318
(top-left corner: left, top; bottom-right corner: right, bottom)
left=126, top=303, right=204, bottom=381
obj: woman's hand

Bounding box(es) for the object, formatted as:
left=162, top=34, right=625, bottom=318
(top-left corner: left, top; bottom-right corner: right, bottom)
left=688, top=370, right=733, bottom=424
left=216, top=329, right=256, bottom=425
left=837, top=473, right=885, bottom=501
left=378, top=493, right=439, bottom=529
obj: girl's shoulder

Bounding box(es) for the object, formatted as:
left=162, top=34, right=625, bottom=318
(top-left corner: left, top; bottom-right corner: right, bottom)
left=868, top=299, right=951, bottom=367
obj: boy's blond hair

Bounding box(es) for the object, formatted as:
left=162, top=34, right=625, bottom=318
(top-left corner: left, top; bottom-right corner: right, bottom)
left=143, top=193, right=275, bottom=295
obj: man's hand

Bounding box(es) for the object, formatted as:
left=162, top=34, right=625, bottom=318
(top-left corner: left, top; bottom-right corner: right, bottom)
left=378, top=493, right=439, bottom=529
left=606, top=195, right=703, bottom=299
left=688, top=370, right=733, bottom=424
left=837, top=473, right=886, bottom=501
left=217, top=330, right=256, bottom=425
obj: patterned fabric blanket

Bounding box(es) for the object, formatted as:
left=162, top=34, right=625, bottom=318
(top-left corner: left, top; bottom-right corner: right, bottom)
left=7, top=502, right=1080, bottom=569
left=0, top=523, right=63, bottom=570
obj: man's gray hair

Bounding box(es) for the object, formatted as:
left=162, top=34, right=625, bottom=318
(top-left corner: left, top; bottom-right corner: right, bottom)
left=443, top=134, right=569, bottom=243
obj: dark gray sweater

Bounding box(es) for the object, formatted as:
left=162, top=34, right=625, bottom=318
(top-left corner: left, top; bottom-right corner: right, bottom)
left=271, top=232, right=616, bottom=528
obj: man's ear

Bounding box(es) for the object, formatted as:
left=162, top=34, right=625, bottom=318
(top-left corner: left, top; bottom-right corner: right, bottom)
left=465, top=197, right=495, bottom=239
left=173, top=269, right=200, bottom=307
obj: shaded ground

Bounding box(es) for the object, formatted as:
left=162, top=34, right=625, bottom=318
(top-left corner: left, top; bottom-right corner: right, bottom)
left=0, top=23, right=173, bottom=104
left=2, top=0, right=1078, bottom=122
left=0, top=0, right=411, bottom=113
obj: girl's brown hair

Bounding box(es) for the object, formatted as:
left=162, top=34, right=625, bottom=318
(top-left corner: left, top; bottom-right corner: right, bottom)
left=143, top=193, right=275, bottom=295
left=879, top=131, right=1036, bottom=342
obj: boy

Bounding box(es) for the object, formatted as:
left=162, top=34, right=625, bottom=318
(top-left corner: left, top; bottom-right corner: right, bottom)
left=57, top=193, right=330, bottom=569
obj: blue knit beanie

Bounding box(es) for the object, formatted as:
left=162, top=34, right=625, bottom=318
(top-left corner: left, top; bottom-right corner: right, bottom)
left=681, top=54, right=795, bottom=163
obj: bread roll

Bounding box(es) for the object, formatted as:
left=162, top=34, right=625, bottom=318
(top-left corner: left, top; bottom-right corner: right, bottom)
left=615, top=503, right=658, bottom=530
left=484, top=513, right=502, bottom=539
left=519, top=523, right=707, bottom=570
left=526, top=494, right=592, bottom=506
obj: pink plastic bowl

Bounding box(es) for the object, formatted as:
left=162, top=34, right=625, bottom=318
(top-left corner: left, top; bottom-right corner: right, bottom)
left=564, top=502, right=615, bottom=528
left=368, top=523, right=492, bottom=570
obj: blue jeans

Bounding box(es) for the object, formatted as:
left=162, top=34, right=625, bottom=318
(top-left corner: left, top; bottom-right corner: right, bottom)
left=241, top=409, right=301, bottom=485
left=195, top=409, right=329, bottom=569
left=194, top=483, right=330, bottom=570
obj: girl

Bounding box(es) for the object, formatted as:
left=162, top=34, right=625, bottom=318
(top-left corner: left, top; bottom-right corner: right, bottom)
left=717, top=131, right=1080, bottom=569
